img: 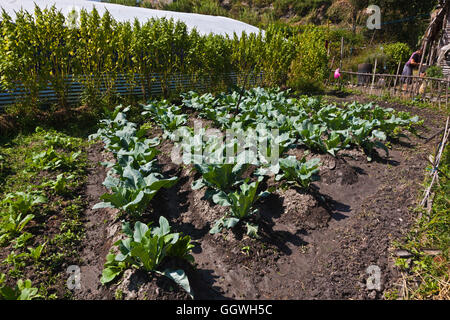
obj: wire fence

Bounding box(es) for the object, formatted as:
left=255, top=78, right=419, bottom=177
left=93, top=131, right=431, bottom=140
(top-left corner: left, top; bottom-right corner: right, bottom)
left=0, top=72, right=265, bottom=109
left=3, top=68, right=449, bottom=111
left=330, top=70, right=450, bottom=109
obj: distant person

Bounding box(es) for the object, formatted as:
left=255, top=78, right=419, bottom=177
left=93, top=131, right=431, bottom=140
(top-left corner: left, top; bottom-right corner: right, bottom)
left=401, top=48, right=423, bottom=88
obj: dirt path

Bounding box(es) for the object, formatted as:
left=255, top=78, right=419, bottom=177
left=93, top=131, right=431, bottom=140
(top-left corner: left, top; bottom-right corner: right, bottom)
left=73, top=143, right=115, bottom=300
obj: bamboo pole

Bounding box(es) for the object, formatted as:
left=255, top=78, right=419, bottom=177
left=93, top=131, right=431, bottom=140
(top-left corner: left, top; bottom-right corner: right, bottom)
left=370, top=58, right=378, bottom=95
left=408, top=75, right=415, bottom=99
left=438, top=79, right=442, bottom=109
left=417, top=39, right=428, bottom=95
left=446, top=76, right=449, bottom=110
left=393, top=61, right=402, bottom=96
left=430, top=78, right=435, bottom=103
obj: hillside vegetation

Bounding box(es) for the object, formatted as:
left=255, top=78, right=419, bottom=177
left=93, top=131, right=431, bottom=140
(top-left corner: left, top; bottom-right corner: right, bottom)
left=105, top=0, right=438, bottom=46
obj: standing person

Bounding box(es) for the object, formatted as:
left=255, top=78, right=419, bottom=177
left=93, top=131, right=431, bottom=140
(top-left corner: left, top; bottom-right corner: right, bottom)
left=401, top=48, right=423, bottom=89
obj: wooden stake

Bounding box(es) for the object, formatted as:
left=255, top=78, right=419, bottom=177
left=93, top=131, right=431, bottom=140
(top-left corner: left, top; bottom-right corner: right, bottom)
left=417, top=39, right=428, bottom=95
left=438, top=80, right=442, bottom=109
left=370, top=58, right=378, bottom=95
left=325, top=56, right=335, bottom=87
left=446, top=76, right=449, bottom=110
left=393, top=61, right=402, bottom=96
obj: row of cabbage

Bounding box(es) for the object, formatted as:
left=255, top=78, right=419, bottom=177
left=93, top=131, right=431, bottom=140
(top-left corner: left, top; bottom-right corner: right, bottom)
left=181, top=87, right=421, bottom=161
left=89, top=107, right=195, bottom=298
left=141, top=93, right=327, bottom=237
left=140, top=87, right=421, bottom=237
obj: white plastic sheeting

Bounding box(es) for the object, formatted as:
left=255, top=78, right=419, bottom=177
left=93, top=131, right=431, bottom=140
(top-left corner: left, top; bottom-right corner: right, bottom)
left=0, top=0, right=261, bottom=37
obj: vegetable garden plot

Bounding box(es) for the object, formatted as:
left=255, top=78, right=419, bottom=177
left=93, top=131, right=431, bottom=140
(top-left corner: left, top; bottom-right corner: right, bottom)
left=77, top=87, right=443, bottom=300
left=0, top=87, right=441, bottom=300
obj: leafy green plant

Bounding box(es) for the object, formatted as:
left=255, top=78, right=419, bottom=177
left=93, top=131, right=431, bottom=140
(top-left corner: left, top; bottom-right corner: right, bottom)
left=0, top=276, right=42, bottom=300
left=12, top=232, right=33, bottom=249
left=142, top=101, right=188, bottom=136
left=42, top=132, right=79, bottom=151
left=192, top=163, right=248, bottom=203
left=113, top=141, right=160, bottom=175
left=1, top=251, right=27, bottom=276
left=1, top=213, right=35, bottom=237
left=349, top=119, right=389, bottom=161
left=32, top=146, right=81, bottom=171
left=93, top=166, right=178, bottom=216
left=323, top=131, right=349, bottom=157
left=296, top=120, right=327, bottom=152
left=43, top=174, right=75, bottom=195
left=276, top=156, right=321, bottom=189
left=27, top=242, right=46, bottom=263
left=101, top=217, right=194, bottom=298
left=1, top=191, right=47, bottom=216
left=0, top=191, right=47, bottom=241
left=210, top=178, right=269, bottom=237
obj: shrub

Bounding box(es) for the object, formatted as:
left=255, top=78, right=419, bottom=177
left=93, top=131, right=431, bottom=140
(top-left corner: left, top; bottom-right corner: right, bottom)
left=384, top=42, right=411, bottom=72
left=426, top=65, right=444, bottom=79
left=287, top=26, right=328, bottom=92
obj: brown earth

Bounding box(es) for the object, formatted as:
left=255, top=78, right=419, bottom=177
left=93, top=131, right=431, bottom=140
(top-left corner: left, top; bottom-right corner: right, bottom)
left=71, top=95, right=447, bottom=300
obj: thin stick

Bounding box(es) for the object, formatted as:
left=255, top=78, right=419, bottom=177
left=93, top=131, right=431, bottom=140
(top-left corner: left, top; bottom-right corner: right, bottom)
left=446, top=76, right=449, bottom=110
left=424, top=157, right=450, bottom=180
left=393, top=61, right=402, bottom=95
left=420, top=117, right=450, bottom=210
left=325, top=56, right=335, bottom=87
left=370, top=58, right=378, bottom=95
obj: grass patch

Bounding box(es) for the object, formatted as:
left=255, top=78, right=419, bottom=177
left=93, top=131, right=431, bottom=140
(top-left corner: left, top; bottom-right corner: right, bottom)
left=0, top=127, right=90, bottom=299
left=390, top=145, right=449, bottom=300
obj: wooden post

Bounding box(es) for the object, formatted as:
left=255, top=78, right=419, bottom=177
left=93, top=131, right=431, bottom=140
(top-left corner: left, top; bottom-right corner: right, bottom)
left=446, top=76, right=449, bottom=110
left=386, top=74, right=390, bottom=95
left=411, top=76, right=417, bottom=98
left=325, top=56, right=335, bottom=87
left=417, top=39, right=428, bottom=95
left=407, top=76, right=413, bottom=99
left=370, top=58, right=378, bottom=95
left=338, top=38, right=344, bottom=89
left=393, top=61, right=402, bottom=96
left=430, top=78, right=434, bottom=103
left=428, top=44, right=435, bottom=66
left=438, top=79, right=442, bottom=109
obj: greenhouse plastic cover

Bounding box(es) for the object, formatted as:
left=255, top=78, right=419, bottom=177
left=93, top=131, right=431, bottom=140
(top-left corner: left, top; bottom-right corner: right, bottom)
left=0, top=0, right=262, bottom=37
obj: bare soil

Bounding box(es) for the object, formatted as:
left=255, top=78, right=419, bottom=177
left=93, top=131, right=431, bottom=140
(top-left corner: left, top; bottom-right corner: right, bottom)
left=73, top=95, right=447, bottom=300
